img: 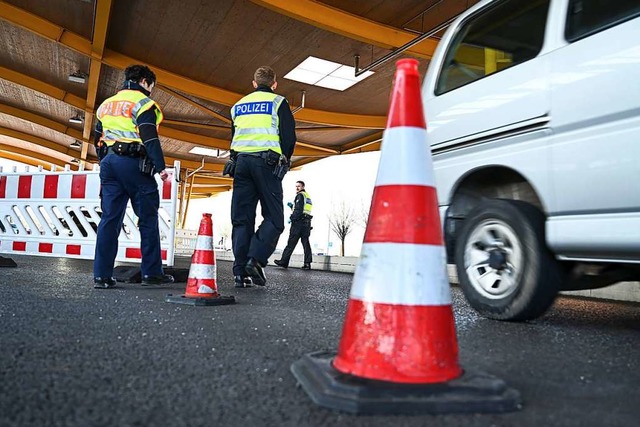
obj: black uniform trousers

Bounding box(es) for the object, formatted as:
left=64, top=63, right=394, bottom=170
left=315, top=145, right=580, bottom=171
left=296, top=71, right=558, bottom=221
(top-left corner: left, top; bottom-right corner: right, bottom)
left=231, top=155, right=284, bottom=276
left=280, top=218, right=312, bottom=265
left=94, top=153, right=163, bottom=278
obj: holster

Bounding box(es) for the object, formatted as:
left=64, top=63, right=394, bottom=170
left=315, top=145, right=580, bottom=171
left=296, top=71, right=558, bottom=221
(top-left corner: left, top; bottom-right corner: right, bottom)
left=264, top=150, right=280, bottom=166
left=223, top=156, right=237, bottom=177
left=95, top=141, right=107, bottom=160
left=139, top=155, right=155, bottom=176
left=273, top=155, right=290, bottom=180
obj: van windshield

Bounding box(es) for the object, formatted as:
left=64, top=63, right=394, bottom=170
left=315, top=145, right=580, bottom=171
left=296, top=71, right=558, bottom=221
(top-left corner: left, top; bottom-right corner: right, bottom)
left=436, top=0, right=550, bottom=95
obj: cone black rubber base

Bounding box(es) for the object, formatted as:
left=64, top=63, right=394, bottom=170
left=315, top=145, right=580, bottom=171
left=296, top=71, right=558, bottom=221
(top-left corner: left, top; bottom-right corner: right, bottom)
left=165, top=293, right=236, bottom=306
left=113, top=266, right=141, bottom=283
left=291, top=351, right=522, bottom=415
left=0, top=255, right=17, bottom=268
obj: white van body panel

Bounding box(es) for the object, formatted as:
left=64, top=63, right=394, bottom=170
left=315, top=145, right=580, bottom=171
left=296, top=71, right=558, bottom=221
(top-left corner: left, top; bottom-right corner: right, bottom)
left=422, top=0, right=640, bottom=262
left=547, top=17, right=640, bottom=259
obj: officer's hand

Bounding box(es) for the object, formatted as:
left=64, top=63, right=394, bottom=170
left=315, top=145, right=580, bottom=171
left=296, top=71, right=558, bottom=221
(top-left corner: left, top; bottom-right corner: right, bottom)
left=287, top=202, right=293, bottom=209
left=159, top=169, right=169, bottom=181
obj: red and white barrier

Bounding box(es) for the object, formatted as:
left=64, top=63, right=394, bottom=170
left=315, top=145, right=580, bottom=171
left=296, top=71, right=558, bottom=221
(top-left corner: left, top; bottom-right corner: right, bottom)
left=0, top=161, right=179, bottom=266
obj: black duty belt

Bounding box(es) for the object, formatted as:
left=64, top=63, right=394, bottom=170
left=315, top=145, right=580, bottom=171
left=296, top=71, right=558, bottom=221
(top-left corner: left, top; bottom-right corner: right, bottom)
left=238, top=151, right=270, bottom=159
left=106, top=142, right=146, bottom=157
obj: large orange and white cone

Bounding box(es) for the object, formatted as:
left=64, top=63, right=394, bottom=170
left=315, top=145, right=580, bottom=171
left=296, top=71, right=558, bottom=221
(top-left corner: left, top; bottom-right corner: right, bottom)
left=166, top=214, right=235, bottom=306
left=291, top=59, right=520, bottom=415
left=332, top=58, right=460, bottom=383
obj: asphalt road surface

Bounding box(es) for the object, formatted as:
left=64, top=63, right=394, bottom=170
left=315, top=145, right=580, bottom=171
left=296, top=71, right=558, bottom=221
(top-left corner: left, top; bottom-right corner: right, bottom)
left=0, top=255, right=638, bottom=427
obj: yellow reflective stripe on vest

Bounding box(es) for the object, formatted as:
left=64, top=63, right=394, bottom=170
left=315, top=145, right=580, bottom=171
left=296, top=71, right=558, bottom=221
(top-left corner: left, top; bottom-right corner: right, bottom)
left=231, top=92, right=284, bottom=154
left=97, top=90, right=162, bottom=144
left=302, top=191, right=313, bottom=215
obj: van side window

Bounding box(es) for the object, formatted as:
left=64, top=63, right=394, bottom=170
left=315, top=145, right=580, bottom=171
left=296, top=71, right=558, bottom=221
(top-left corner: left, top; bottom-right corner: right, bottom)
left=566, top=0, right=640, bottom=42
left=435, top=0, right=550, bottom=96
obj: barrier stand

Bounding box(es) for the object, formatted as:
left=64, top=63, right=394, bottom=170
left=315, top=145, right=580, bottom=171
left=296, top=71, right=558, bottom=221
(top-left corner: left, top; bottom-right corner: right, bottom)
left=0, top=161, right=186, bottom=281
left=0, top=255, right=17, bottom=267
left=290, top=59, right=521, bottom=415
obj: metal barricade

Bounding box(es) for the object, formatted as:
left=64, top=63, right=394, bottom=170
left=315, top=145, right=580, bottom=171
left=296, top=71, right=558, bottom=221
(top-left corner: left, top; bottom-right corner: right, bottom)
left=0, top=161, right=180, bottom=266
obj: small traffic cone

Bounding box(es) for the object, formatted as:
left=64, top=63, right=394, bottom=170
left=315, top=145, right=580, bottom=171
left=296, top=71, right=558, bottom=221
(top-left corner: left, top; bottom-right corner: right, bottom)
left=291, top=59, right=520, bottom=415
left=166, top=214, right=235, bottom=306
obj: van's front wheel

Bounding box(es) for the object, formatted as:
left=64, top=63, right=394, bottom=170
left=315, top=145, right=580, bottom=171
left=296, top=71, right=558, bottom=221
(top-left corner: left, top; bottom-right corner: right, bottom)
left=454, top=199, right=563, bottom=321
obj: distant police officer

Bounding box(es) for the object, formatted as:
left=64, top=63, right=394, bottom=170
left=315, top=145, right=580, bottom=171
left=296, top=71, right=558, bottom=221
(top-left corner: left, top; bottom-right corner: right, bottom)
left=92, top=64, right=174, bottom=288
left=226, top=66, right=296, bottom=287
left=275, top=181, right=313, bottom=270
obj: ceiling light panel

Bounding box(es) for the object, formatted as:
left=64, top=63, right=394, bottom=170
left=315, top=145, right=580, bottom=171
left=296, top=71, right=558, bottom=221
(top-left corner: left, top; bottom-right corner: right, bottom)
left=284, top=56, right=374, bottom=91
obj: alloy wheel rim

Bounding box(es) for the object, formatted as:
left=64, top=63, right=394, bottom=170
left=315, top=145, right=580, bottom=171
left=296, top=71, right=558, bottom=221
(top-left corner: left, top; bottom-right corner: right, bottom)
left=463, top=219, right=523, bottom=300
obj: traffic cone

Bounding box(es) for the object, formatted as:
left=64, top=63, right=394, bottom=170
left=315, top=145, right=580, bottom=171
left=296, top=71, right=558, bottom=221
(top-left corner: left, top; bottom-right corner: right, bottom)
left=291, top=59, right=520, bottom=414
left=166, top=214, right=235, bottom=306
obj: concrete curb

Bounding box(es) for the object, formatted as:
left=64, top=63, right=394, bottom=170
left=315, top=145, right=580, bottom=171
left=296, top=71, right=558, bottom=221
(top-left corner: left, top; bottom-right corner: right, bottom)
left=212, top=251, right=640, bottom=304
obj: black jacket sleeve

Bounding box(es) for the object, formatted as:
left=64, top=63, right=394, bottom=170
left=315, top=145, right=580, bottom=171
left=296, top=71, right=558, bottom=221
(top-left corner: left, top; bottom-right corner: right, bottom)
left=290, top=193, right=305, bottom=222
left=137, top=107, right=166, bottom=172
left=277, top=99, right=297, bottom=161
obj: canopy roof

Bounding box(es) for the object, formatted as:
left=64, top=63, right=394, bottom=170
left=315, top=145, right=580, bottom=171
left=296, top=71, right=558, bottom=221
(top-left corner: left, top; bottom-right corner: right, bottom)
left=0, top=0, right=477, bottom=196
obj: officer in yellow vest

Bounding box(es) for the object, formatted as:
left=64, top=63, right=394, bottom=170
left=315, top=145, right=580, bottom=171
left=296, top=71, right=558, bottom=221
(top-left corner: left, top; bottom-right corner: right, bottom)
left=275, top=180, right=313, bottom=270
left=92, top=65, right=174, bottom=288
left=226, top=66, right=296, bottom=287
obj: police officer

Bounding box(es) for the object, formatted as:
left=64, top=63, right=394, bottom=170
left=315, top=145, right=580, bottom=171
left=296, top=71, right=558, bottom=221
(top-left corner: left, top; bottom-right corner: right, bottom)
left=275, top=181, right=313, bottom=270
left=227, top=66, right=296, bottom=287
left=92, top=64, right=174, bottom=288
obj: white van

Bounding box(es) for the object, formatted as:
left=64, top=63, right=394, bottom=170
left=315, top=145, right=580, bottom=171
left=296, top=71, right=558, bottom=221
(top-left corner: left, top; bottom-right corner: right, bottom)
left=422, top=0, right=640, bottom=320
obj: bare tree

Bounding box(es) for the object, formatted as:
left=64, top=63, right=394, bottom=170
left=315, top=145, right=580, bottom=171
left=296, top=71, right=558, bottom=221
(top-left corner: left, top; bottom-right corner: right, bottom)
left=328, top=200, right=356, bottom=256
left=355, top=198, right=371, bottom=229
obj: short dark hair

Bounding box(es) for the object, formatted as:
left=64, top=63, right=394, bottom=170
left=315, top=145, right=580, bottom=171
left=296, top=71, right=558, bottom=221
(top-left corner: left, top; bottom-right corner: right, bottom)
left=124, top=65, right=156, bottom=85
left=296, top=180, right=305, bottom=187
left=254, top=66, right=276, bottom=87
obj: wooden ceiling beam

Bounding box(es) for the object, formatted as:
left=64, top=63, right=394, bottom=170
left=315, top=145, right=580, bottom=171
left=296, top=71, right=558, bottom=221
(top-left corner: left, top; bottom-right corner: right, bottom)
left=158, top=84, right=232, bottom=124
left=166, top=156, right=224, bottom=172
left=185, top=185, right=232, bottom=194
left=249, top=0, right=438, bottom=58
left=338, top=131, right=383, bottom=153
left=0, top=102, right=225, bottom=174
left=0, top=65, right=85, bottom=109
left=0, top=148, right=64, bottom=170
left=160, top=126, right=230, bottom=150
left=80, top=0, right=114, bottom=166
left=0, top=103, right=83, bottom=140
left=0, top=65, right=231, bottom=151
left=0, top=125, right=83, bottom=159
left=0, top=1, right=91, bottom=53
left=0, top=2, right=386, bottom=128
left=186, top=176, right=233, bottom=186
left=162, top=119, right=230, bottom=132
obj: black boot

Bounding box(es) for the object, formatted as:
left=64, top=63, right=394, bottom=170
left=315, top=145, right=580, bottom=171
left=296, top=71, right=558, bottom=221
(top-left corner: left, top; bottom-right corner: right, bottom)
left=274, top=259, right=288, bottom=268
left=301, top=263, right=311, bottom=270
left=94, top=277, right=117, bottom=289
left=141, top=274, right=175, bottom=286
left=234, top=275, right=253, bottom=288
left=245, top=258, right=266, bottom=286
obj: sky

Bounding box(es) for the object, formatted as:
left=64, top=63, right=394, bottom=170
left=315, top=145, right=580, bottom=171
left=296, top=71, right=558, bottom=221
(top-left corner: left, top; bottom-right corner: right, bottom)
left=0, top=151, right=382, bottom=257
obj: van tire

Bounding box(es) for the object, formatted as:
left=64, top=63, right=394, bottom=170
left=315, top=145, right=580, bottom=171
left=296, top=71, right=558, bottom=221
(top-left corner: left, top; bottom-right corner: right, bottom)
left=454, top=199, right=562, bottom=321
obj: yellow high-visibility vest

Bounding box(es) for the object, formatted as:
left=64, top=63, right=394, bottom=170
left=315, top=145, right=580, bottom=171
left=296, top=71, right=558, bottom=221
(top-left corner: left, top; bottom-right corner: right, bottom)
left=301, top=191, right=313, bottom=215
left=96, top=90, right=163, bottom=146
left=230, top=91, right=284, bottom=154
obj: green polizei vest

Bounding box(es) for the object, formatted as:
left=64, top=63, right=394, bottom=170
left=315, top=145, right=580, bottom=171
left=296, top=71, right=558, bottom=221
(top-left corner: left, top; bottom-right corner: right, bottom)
left=230, top=91, right=284, bottom=154
left=301, top=191, right=313, bottom=215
